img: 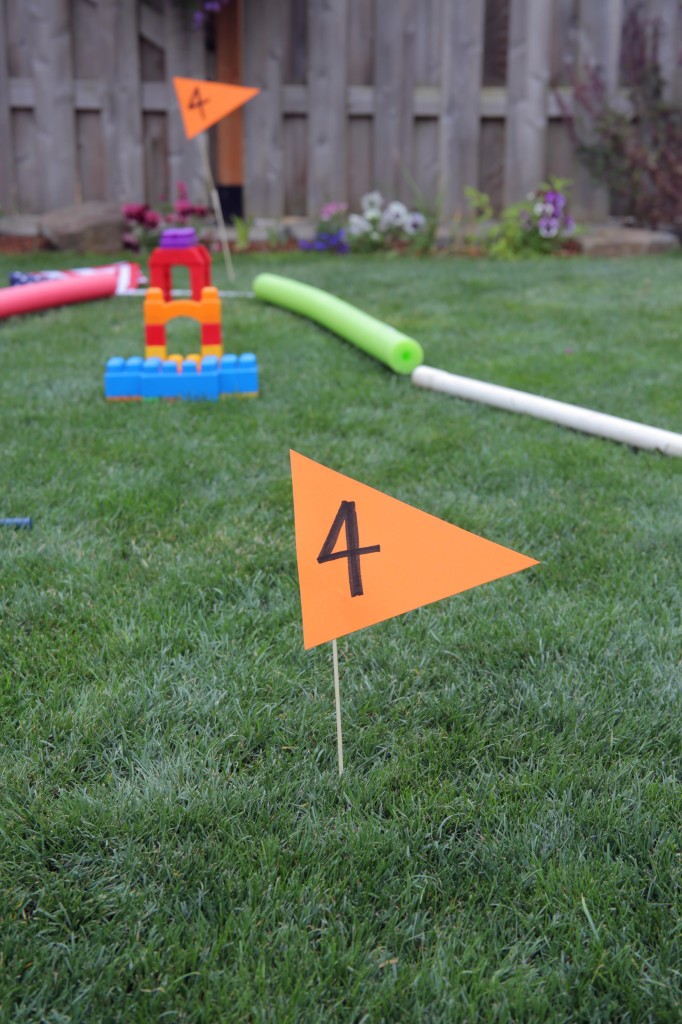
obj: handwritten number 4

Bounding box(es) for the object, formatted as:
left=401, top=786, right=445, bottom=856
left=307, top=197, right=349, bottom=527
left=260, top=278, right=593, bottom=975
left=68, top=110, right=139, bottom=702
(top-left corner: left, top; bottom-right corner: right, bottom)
left=188, top=87, right=209, bottom=118
left=317, top=500, right=380, bottom=598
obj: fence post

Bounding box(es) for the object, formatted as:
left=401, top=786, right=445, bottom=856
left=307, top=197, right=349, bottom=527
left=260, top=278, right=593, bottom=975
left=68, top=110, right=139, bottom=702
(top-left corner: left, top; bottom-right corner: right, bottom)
left=438, top=0, right=485, bottom=224
left=99, top=0, right=144, bottom=203
left=575, top=0, right=623, bottom=220
left=374, top=0, right=415, bottom=203
left=29, top=0, right=78, bottom=210
left=0, top=0, right=15, bottom=211
left=165, top=2, right=206, bottom=207
left=307, top=0, right=348, bottom=217
left=243, top=0, right=284, bottom=218
left=651, top=0, right=682, bottom=103
left=504, top=0, right=552, bottom=205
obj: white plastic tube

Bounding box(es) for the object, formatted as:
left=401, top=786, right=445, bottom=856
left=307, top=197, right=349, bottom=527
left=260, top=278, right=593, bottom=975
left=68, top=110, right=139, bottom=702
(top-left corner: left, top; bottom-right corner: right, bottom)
left=412, top=365, right=682, bottom=457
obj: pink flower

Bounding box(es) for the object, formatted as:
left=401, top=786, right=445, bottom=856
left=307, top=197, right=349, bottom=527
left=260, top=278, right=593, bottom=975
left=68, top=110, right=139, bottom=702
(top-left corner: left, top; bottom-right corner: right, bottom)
left=176, top=180, right=188, bottom=201
left=143, top=209, right=161, bottom=228
left=174, top=199, right=195, bottom=217
left=122, top=203, right=148, bottom=223
left=320, top=202, right=348, bottom=221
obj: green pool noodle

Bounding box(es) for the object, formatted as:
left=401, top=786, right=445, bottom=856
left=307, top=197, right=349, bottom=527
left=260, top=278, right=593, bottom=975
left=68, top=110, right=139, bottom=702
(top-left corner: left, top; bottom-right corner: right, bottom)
left=252, top=273, right=424, bottom=375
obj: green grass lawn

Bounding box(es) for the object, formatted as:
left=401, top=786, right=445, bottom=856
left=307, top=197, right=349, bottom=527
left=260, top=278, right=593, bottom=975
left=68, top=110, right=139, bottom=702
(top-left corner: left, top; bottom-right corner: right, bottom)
left=1, top=250, right=680, bottom=1023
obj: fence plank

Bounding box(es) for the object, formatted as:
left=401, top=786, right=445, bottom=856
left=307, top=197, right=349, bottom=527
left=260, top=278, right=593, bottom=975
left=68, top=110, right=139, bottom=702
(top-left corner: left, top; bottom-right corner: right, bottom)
left=438, top=0, right=485, bottom=221
left=307, top=0, right=348, bottom=215
left=575, top=0, right=623, bottom=218
left=551, top=0, right=579, bottom=84
left=414, top=0, right=442, bottom=86
left=650, top=0, right=681, bottom=101
left=76, top=111, right=105, bottom=200
left=283, top=115, right=307, bottom=215
left=29, top=0, right=77, bottom=209
left=243, top=0, right=284, bottom=216
left=374, top=0, right=415, bottom=201
left=99, top=0, right=144, bottom=202
left=143, top=111, right=168, bottom=209
left=504, top=0, right=553, bottom=203
left=164, top=2, right=206, bottom=206
left=0, top=0, right=16, bottom=210
left=347, top=0, right=374, bottom=85
left=12, top=109, right=41, bottom=211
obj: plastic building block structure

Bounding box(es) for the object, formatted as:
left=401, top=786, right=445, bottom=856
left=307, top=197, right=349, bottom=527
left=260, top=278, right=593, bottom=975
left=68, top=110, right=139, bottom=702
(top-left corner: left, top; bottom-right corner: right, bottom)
left=148, top=227, right=211, bottom=301
left=104, top=353, right=259, bottom=402
left=144, top=284, right=223, bottom=359
left=105, top=229, right=259, bottom=403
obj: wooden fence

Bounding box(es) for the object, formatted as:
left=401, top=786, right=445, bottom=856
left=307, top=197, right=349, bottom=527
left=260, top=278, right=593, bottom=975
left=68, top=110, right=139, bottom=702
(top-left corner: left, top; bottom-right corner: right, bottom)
left=0, top=0, right=207, bottom=215
left=1, top=0, right=681, bottom=222
left=243, top=0, right=682, bottom=221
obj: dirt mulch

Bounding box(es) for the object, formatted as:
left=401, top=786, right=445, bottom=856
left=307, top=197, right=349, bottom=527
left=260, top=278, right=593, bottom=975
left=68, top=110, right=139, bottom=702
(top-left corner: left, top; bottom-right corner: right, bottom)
left=0, top=236, right=47, bottom=254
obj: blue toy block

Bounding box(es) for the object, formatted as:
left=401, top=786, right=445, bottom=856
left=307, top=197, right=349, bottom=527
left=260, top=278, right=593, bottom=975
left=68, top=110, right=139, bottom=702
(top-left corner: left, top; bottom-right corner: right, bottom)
left=104, top=355, right=143, bottom=399
left=236, top=352, right=259, bottom=394
left=139, top=357, right=164, bottom=399
left=179, top=360, right=203, bottom=400
left=105, top=353, right=258, bottom=402
left=161, top=360, right=182, bottom=399
left=219, top=354, right=238, bottom=396
left=200, top=355, right=220, bottom=401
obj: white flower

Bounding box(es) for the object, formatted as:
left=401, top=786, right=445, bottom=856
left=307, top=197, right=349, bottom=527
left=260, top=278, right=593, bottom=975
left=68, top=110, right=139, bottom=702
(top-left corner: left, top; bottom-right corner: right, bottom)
left=361, top=191, right=384, bottom=213
left=403, top=211, right=426, bottom=235
left=370, top=230, right=381, bottom=241
left=380, top=201, right=409, bottom=231
left=365, top=206, right=381, bottom=223
left=348, top=213, right=372, bottom=236
left=533, top=202, right=545, bottom=216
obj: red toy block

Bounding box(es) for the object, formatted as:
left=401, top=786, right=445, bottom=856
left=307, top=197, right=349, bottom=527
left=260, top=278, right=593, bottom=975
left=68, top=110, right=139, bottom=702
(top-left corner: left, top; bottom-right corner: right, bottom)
left=149, top=244, right=211, bottom=301
left=145, top=323, right=167, bottom=349
left=201, top=323, right=221, bottom=346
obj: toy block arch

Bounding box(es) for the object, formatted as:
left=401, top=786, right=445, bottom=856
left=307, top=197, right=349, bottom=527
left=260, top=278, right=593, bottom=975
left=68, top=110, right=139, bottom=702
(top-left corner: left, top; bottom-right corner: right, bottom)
left=149, top=238, right=212, bottom=301
left=143, top=286, right=223, bottom=359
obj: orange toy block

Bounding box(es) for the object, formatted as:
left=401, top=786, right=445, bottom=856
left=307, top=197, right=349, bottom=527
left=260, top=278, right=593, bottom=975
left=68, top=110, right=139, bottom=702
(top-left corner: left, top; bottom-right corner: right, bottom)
left=142, top=286, right=223, bottom=360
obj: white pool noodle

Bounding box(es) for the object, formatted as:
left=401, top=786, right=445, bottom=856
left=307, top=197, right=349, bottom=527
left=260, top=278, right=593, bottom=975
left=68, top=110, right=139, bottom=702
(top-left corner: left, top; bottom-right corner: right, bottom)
left=412, top=365, right=682, bottom=457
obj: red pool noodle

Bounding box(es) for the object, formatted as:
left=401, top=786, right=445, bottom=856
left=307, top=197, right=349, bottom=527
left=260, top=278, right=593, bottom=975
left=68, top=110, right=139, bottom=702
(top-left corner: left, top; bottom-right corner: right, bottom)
left=0, top=272, right=120, bottom=319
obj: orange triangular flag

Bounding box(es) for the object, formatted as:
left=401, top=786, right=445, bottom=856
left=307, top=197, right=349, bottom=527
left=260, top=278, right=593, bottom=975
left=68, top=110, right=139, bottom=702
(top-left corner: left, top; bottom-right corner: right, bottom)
left=173, top=77, right=260, bottom=139
left=291, top=451, right=538, bottom=649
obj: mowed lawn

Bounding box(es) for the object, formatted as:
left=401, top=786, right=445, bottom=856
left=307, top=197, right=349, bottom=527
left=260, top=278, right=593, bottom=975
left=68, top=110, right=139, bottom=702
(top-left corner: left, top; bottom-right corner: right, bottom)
left=0, top=250, right=680, bottom=1023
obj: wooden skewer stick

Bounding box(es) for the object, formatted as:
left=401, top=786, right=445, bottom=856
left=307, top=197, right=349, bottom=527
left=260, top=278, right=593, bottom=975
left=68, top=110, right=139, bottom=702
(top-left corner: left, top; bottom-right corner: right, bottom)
left=332, top=638, right=344, bottom=775
left=199, top=134, right=235, bottom=283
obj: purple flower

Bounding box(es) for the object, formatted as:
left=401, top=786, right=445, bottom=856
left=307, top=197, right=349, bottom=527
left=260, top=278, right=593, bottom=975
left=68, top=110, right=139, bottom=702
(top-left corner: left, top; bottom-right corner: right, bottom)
left=543, top=190, right=567, bottom=215
left=538, top=217, right=559, bottom=239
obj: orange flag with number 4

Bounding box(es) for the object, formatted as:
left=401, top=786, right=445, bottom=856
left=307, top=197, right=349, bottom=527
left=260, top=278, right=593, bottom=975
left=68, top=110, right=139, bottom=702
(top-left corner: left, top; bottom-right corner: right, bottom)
left=173, top=77, right=260, bottom=139
left=291, top=451, right=538, bottom=649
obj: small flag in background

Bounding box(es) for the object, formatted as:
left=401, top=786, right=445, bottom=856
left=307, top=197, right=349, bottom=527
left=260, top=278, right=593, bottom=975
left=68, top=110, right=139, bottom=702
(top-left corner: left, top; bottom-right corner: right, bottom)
left=173, top=77, right=260, bottom=139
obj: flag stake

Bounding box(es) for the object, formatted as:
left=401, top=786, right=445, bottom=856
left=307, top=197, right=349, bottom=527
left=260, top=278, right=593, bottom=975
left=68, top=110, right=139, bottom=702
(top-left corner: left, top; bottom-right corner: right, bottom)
left=199, top=134, right=235, bottom=283
left=332, top=638, right=344, bottom=775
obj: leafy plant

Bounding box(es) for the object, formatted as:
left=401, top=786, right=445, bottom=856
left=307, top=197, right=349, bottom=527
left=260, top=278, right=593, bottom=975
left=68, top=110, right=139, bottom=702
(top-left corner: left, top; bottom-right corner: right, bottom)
left=564, top=2, right=682, bottom=233
left=232, top=215, right=254, bottom=252
left=464, top=179, right=576, bottom=258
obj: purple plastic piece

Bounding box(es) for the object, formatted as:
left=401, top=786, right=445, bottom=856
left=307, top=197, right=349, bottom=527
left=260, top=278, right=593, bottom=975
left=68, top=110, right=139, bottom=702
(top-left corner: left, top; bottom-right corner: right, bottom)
left=160, top=227, right=198, bottom=249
